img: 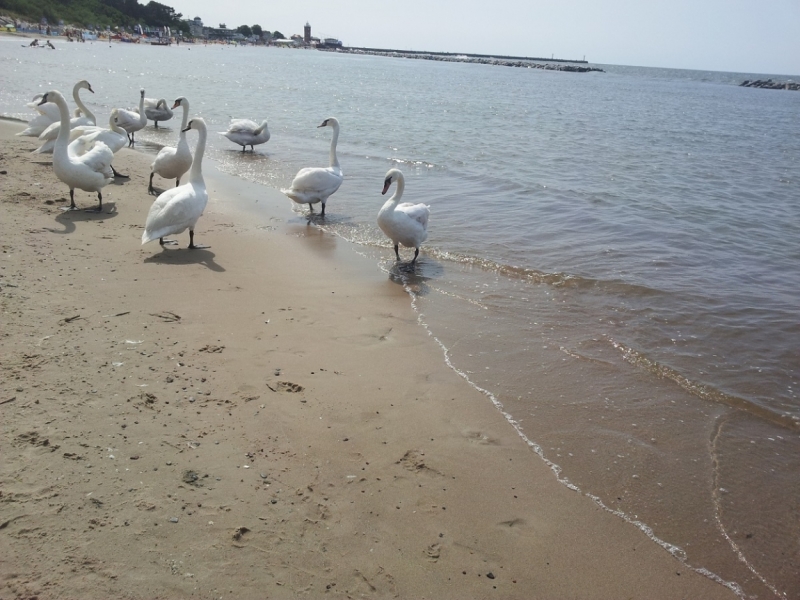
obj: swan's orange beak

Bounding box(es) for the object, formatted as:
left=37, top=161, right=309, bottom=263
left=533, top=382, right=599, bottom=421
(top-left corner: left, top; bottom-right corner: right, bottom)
left=171, top=100, right=180, bottom=109
left=382, top=179, right=391, bottom=195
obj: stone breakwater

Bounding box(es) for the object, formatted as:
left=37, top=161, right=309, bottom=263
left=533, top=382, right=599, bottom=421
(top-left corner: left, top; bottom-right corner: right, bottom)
left=322, top=47, right=604, bottom=73
left=740, top=79, right=799, bottom=90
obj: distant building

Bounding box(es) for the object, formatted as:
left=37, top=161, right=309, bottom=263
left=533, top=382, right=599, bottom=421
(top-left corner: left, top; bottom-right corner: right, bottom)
left=304, top=22, right=311, bottom=44
left=188, top=16, right=203, bottom=37
left=206, top=24, right=236, bottom=41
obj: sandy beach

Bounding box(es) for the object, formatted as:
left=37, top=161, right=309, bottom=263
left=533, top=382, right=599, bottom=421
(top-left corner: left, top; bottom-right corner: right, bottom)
left=0, top=118, right=736, bottom=599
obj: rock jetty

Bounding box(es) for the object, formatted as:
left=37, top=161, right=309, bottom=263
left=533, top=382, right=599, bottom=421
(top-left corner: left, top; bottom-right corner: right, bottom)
left=322, top=47, right=604, bottom=73
left=740, top=79, right=799, bottom=91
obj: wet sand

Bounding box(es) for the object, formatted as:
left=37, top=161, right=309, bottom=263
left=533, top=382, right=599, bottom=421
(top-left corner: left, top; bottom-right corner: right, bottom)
left=0, top=118, right=735, bottom=599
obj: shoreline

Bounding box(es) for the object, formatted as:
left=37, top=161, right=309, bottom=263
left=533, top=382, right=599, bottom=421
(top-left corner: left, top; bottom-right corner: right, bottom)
left=0, top=118, right=736, bottom=598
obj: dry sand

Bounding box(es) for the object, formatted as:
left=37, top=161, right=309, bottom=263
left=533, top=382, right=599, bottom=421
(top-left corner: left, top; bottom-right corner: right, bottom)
left=0, top=119, right=735, bottom=599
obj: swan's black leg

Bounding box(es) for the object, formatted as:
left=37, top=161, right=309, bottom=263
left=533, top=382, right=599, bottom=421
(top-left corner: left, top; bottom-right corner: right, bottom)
left=250, top=144, right=254, bottom=151
left=394, top=244, right=400, bottom=260
left=60, top=189, right=78, bottom=211
left=84, top=191, right=103, bottom=213
left=308, top=203, right=314, bottom=214
left=111, top=165, right=128, bottom=178
left=188, top=229, right=208, bottom=249
left=411, top=247, right=420, bottom=264
left=241, top=145, right=246, bottom=153
left=154, top=121, right=159, bottom=128
left=175, top=178, right=180, bottom=187
left=148, top=172, right=155, bottom=194
left=321, top=203, right=326, bottom=217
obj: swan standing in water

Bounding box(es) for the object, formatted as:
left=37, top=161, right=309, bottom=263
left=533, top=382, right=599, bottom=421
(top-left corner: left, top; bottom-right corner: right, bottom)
left=139, top=97, right=173, bottom=127
left=378, top=168, right=430, bottom=265
left=149, top=97, right=193, bottom=194
left=115, top=89, right=147, bottom=146
left=142, top=118, right=209, bottom=249
left=34, top=80, right=97, bottom=153
left=68, top=109, right=130, bottom=178
left=281, top=117, right=342, bottom=217
left=219, top=119, right=270, bottom=151
left=39, top=90, right=113, bottom=212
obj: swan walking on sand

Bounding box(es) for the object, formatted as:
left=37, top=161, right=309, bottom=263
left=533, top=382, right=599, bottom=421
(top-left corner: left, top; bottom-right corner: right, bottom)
left=149, top=97, right=193, bottom=194
left=68, top=109, right=130, bottom=178
left=115, top=89, right=147, bottom=146
left=139, top=97, right=174, bottom=127
left=34, top=80, right=97, bottom=153
left=142, top=118, right=209, bottom=249
left=378, top=168, right=430, bottom=265
left=219, top=119, right=270, bottom=152
left=39, top=90, right=113, bottom=212
left=281, top=117, right=343, bottom=217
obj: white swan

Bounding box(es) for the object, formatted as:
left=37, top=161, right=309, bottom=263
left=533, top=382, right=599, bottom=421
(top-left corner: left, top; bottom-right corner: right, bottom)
left=139, top=97, right=173, bottom=127
left=68, top=108, right=130, bottom=178
left=219, top=119, right=270, bottom=151
left=280, top=117, right=343, bottom=216
left=142, top=118, right=209, bottom=249
left=17, top=93, right=61, bottom=137
left=34, top=80, right=97, bottom=153
left=115, top=89, right=147, bottom=146
left=39, top=90, right=113, bottom=212
left=378, top=168, right=430, bottom=264
left=148, top=97, right=193, bottom=194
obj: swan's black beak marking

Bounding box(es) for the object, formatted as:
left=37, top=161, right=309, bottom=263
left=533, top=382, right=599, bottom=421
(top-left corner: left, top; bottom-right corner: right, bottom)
left=88, top=85, right=95, bottom=93
left=172, top=100, right=180, bottom=109
left=38, top=93, right=49, bottom=106
left=317, top=119, right=328, bottom=128
left=382, top=178, right=391, bottom=195
left=182, top=120, right=193, bottom=133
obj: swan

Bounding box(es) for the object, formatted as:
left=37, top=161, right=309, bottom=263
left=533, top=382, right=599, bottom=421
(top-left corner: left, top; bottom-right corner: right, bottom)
left=139, top=97, right=173, bottom=127
left=39, top=90, right=113, bottom=212
left=142, top=118, right=209, bottom=249
left=115, top=89, right=147, bottom=146
left=378, top=168, right=430, bottom=264
left=280, top=117, right=343, bottom=216
left=219, top=119, right=270, bottom=151
left=68, top=108, right=130, bottom=178
left=17, top=93, right=61, bottom=137
left=34, top=80, right=97, bottom=153
left=148, top=97, right=193, bottom=194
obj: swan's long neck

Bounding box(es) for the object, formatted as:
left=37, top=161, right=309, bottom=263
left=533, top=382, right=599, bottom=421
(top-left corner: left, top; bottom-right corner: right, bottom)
left=138, top=93, right=146, bottom=125
left=52, top=92, right=71, bottom=159
left=189, top=124, right=207, bottom=183
left=329, top=123, right=340, bottom=170
left=389, top=176, right=405, bottom=204
left=73, top=85, right=95, bottom=123
left=109, top=113, right=126, bottom=136
left=179, top=102, right=190, bottom=134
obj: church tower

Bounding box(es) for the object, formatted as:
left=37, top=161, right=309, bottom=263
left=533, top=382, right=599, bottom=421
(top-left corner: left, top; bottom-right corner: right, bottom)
left=304, top=22, right=311, bottom=44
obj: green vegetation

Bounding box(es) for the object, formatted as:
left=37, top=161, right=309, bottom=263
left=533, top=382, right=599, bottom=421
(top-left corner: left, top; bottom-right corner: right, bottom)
left=0, top=0, right=186, bottom=29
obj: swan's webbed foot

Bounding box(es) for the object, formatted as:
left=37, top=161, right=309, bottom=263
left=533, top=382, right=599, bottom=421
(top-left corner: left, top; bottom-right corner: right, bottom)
left=111, top=165, right=129, bottom=178
left=84, top=192, right=103, bottom=213
left=159, top=238, right=179, bottom=246
left=411, top=247, right=420, bottom=264
left=61, top=190, right=78, bottom=211
left=60, top=205, right=79, bottom=212
left=187, top=230, right=209, bottom=250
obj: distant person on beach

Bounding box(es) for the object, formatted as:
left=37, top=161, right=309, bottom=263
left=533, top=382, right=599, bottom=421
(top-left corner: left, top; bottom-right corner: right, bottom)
left=46, top=40, right=55, bottom=49
left=29, top=39, right=39, bottom=47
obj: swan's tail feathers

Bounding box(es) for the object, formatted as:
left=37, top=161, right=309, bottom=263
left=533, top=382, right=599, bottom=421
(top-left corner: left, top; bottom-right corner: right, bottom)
left=33, top=140, right=56, bottom=154
left=141, top=229, right=157, bottom=245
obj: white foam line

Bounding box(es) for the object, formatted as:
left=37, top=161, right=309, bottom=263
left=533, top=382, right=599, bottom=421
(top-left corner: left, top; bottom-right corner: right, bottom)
left=399, top=279, right=748, bottom=599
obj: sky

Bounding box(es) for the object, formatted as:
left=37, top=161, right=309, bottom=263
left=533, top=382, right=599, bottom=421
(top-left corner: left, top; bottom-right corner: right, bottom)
left=169, top=0, right=800, bottom=76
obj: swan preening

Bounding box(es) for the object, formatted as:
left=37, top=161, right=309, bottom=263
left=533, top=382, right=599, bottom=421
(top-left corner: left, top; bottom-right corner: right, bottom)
left=39, top=90, right=113, bottom=212
left=281, top=117, right=343, bottom=216
left=18, top=93, right=61, bottom=137
left=115, top=89, right=147, bottom=146
left=142, top=118, right=209, bottom=249
left=378, top=168, right=430, bottom=265
left=140, top=98, right=173, bottom=127
left=34, top=80, right=97, bottom=153
left=220, top=119, right=270, bottom=151
left=68, top=109, right=130, bottom=178
left=149, top=97, right=193, bottom=194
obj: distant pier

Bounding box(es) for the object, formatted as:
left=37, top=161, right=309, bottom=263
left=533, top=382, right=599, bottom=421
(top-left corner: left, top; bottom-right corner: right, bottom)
left=322, top=46, right=603, bottom=72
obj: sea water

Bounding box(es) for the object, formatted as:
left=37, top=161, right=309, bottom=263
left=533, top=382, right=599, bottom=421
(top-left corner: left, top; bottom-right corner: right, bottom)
left=2, top=38, right=798, bottom=597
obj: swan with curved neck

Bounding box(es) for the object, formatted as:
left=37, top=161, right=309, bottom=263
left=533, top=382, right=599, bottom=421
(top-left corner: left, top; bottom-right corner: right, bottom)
left=115, top=89, right=147, bottom=146
left=148, top=97, right=193, bottom=194
left=378, top=168, right=430, bottom=265
left=142, top=118, right=209, bottom=249
left=280, top=117, right=343, bottom=217
left=142, top=97, right=174, bottom=127
left=219, top=118, right=270, bottom=152
left=68, top=108, right=130, bottom=178
left=34, top=80, right=97, bottom=153
left=39, top=90, right=113, bottom=212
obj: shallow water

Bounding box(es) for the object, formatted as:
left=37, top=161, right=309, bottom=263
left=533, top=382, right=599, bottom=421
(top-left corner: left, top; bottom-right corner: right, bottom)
left=2, top=37, right=799, bottom=597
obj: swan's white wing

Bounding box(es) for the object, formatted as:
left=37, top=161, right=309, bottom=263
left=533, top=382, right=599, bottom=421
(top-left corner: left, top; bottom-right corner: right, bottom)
left=77, top=141, right=114, bottom=178
left=225, top=119, right=258, bottom=134
left=115, top=108, right=141, bottom=130
left=397, top=202, right=430, bottom=228
left=143, top=186, right=207, bottom=243
left=289, top=167, right=343, bottom=193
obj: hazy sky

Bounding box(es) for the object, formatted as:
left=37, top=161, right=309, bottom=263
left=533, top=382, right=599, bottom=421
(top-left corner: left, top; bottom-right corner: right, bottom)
left=169, top=0, right=800, bottom=75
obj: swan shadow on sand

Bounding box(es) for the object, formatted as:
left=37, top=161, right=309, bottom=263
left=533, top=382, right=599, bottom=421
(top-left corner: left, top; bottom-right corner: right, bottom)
left=47, top=201, right=118, bottom=234
left=143, top=247, right=224, bottom=272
